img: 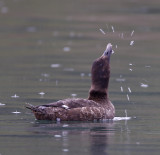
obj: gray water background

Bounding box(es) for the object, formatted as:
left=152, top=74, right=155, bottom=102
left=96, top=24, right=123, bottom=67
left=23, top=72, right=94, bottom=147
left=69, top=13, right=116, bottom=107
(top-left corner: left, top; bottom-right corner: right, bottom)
left=0, top=0, right=160, bottom=155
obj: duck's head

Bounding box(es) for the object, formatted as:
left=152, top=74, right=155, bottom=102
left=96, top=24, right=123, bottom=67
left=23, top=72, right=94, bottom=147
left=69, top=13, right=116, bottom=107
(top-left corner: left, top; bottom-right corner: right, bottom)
left=88, top=43, right=113, bottom=101
left=103, top=43, right=113, bottom=62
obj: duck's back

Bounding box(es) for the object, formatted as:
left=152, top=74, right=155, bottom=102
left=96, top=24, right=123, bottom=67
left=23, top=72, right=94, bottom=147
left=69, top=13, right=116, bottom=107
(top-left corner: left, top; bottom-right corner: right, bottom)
left=26, top=98, right=115, bottom=121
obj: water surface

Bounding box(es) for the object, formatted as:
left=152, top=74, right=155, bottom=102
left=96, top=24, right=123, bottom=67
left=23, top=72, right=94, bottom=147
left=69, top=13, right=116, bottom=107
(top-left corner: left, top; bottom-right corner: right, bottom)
left=0, top=0, right=160, bottom=155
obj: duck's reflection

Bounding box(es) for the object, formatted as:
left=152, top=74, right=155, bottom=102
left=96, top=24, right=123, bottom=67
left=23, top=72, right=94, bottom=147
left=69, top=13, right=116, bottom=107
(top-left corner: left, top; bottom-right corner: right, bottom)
left=90, top=132, right=108, bottom=155
left=30, top=121, right=116, bottom=155
left=89, top=122, right=115, bottom=155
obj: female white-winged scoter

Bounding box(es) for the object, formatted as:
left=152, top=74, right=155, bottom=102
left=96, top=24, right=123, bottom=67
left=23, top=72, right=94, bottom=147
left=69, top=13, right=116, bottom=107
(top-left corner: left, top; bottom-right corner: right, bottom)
left=26, top=43, right=115, bottom=121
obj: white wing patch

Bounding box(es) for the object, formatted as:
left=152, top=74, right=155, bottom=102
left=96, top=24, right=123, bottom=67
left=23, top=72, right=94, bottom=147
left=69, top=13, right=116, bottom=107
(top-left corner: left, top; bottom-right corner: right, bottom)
left=62, top=105, right=69, bottom=110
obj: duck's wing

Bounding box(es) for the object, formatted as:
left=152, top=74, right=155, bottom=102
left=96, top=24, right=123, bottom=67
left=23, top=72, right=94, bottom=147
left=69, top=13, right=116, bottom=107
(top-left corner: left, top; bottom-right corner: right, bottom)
left=39, top=98, right=100, bottom=109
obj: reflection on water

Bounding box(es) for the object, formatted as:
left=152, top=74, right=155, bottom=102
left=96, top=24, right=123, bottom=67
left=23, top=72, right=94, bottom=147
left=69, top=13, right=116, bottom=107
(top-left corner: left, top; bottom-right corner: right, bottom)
left=0, top=0, right=160, bottom=155
left=27, top=118, right=133, bottom=155
left=30, top=121, right=116, bottom=155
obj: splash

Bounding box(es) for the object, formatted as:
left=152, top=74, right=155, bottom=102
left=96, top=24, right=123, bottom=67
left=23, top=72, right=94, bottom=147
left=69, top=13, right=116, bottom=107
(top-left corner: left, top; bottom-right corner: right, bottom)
left=11, top=94, right=19, bottom=98
left=0, top=103, right=5, bottom=106
left=131, top=30, right=134, bottom=36
left=99, top=28, right=106, bottom=35
left=111, top=26, right=115, bottom=32
left=12, top=110, right=21, bottom=114
left=130, top=40, right=134, bottom=46
left=126, top=94, right=130, bottom=101
left=50, top=64, right=61, bottom=68
left=120, top=86, right=124, bottom=92
left=140, top=83, right=148, bottom=88
left=128, top=87, right=132, bottom=93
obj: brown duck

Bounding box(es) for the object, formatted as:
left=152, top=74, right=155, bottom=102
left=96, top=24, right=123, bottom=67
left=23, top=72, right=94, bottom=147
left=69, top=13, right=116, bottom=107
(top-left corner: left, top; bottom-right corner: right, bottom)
left=26, top=43, right=115, bottom=121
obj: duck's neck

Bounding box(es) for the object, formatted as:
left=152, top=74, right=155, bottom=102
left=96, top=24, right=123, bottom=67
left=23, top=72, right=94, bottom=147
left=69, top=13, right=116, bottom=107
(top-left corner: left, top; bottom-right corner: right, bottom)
left=87, top=55, right=110, bottom=104
left=88, top=88, right=109, bottom=104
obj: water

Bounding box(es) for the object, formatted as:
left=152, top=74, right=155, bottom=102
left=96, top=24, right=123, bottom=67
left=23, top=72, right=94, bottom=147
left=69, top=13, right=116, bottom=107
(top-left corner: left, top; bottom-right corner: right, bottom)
left=0, top=0, right=160, bottom=155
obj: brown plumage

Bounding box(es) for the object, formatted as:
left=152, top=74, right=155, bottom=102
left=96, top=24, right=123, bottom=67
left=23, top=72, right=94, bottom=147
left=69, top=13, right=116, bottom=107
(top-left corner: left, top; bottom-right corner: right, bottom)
left=26, top=43, right=115, bottom=121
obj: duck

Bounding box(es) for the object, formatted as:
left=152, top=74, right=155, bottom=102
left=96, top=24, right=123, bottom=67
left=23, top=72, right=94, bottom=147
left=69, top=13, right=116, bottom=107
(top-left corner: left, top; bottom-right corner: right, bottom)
left=26, top=43, right=115, bottom=121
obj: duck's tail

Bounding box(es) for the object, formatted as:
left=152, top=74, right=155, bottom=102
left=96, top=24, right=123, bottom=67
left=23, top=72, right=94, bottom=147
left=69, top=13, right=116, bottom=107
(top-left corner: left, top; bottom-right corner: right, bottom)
left=25, top=103, right=46, bottom=115
left=25, top=103, right=37, bottom=111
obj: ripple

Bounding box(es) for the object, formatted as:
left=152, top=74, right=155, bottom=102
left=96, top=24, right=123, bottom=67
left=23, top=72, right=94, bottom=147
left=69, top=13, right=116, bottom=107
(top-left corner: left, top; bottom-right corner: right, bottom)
left=12, top=110, right=21, bottom=114
left=113, top=117, right=131, bottom=121
left=63, top=47, right=71, bottom=52
left=80, top=73, right=85, bottom=77
left=11, top=94, right=19, bottom=98
left=26, top=26, right=37, bottom=32
left=0, top=103, right=5, bottom=106
left=50, top=64, right=61, bottom=68
left=71, top=94, right=77, bottom=97
left=140, top=83, right=148, bottom=88
left=54, top=135, right=62, bottom=138
left=63, top=149, right=69, bottom=152
left=39, top=92, right=45, bottom=95
left=63, top=68, right=74, bottom=72
left=116, top=78, right=126, bottom=82
left=1, top=6, right=8, bottom=14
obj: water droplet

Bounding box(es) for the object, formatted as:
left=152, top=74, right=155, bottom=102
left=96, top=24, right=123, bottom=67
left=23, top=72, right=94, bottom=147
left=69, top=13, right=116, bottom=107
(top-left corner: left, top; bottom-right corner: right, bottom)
left=128, top=87, right=132, bottom=93
left=99, top=28, right=106, bottom=35
left=120, top=86, right=123, bottom=92
left=111, top=26, right=115, bottom=32
left=131, top=30, right=134, bottom=36
left=140, top=83, right=148, bottom=88
left=130, top=40, right=134, bottom=46
left=127, top=94, right=130, bottom=101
